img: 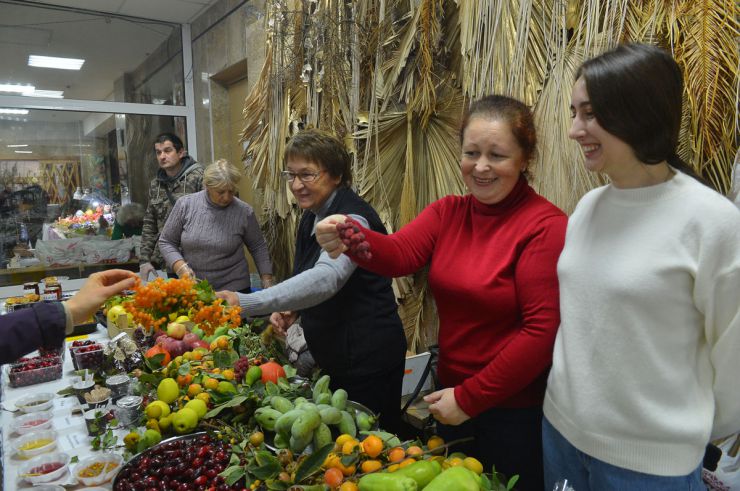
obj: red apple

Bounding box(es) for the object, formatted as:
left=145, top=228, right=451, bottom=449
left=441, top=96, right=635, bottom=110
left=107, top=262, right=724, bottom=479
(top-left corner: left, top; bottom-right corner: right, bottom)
left=182, top=332, right=200, bottom=348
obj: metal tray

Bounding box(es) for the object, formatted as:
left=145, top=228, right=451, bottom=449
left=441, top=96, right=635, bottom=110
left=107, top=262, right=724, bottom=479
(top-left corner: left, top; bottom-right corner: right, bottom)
left=112, top=432, right=208, bottom=489
left=264, top=399, right=379, bottom=453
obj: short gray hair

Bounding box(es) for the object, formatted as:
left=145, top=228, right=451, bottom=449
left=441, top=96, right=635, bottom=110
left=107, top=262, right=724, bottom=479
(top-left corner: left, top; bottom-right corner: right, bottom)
left=203, top=159, right=242, bottom=190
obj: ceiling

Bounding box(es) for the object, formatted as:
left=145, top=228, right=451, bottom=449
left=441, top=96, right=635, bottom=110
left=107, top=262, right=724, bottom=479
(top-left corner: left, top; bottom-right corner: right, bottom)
left=0, top=0, right=221, bottom=102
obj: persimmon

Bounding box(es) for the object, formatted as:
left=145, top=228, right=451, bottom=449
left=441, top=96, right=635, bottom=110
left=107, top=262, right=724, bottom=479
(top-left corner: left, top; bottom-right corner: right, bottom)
left=361, top=435, right=383, bottom=458
left=145, top=345, right=171, bottom=366
left=324, top=467, right=344, bottom=488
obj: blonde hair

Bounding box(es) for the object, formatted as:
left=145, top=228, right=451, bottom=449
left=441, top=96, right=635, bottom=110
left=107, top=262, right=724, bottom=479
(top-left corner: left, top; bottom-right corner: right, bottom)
left=203, top=159, right=242, bottom=190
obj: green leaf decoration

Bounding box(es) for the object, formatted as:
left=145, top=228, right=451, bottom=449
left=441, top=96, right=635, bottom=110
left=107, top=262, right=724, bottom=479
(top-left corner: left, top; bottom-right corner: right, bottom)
left=265, top=381, right=280, bottom=396
left=204, top=395, right=248, bottom=419
left=223, top=466, right=246, bottom=487
left=294, top=443, right=334, bottom=484
left=248, top=450, right=281, bottom=480
left=214, top=350, right=238, bottom=369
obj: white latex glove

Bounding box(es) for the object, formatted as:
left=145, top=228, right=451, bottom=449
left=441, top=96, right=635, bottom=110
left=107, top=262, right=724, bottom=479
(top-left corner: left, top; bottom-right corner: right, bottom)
left=139, top=262, right=156, bottom=281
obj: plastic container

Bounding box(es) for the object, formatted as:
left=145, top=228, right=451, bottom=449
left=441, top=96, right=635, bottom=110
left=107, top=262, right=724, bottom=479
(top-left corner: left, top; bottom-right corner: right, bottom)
left=105, top=374, right=131, bottom=400
left=9, top=356, right=63, bottom=387
left=16, top=393, right=55, bottom=413
left=73, top=379, right=96, bottom=405
left=39, top=344, right=65, bottom=363
left=18, top=451, right=70, bottom=485
left=85, top=397, right=111, bottom=410
left=70, top=343, right=105, bottom=371
left=73, top=453, right=123, bottom=486
left=12, top=410, right=53, bottom=435
left=115, top=395, right=142, bottom=427
left=13, top=429, right=57, bottom=459
left=83, top=409, right=112, bottom=437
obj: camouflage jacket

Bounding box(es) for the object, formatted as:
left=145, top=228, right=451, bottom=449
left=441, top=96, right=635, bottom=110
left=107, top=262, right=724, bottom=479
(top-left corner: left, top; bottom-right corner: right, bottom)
left=140, top=156, right=204, bottom=268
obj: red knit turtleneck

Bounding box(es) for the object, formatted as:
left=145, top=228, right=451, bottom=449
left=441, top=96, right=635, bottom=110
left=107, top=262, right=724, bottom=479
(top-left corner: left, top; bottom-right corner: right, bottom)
left=348, top=178, right=567, bottom=416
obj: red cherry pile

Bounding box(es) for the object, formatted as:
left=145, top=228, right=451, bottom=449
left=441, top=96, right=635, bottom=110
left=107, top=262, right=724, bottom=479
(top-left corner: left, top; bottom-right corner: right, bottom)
left=9, top=354, right=62, bottom=387
left=336, top=219, right=372, bottom=260
left=114, top=434, right=246, bottom=491
left=70, top=340, right=104, bottom=370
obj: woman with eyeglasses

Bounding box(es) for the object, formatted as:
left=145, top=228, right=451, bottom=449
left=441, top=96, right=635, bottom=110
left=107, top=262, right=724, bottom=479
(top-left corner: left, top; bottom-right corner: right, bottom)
left=158, top=159, right=273, bottom=292
left=217, top=128, right=406, bottom=433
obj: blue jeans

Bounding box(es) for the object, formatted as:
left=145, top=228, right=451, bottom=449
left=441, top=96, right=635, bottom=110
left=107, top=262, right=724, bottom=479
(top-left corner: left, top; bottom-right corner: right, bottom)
left=542, top=417, right=705, bottom=491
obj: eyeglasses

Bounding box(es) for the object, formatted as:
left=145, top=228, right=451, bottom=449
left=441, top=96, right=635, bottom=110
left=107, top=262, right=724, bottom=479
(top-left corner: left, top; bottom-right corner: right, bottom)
left=280, top=170, right=321, bottom=183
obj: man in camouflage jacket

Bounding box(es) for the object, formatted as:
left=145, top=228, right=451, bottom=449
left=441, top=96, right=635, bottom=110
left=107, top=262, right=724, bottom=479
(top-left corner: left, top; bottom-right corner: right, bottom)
left=139, top=133, right=204, bottom=280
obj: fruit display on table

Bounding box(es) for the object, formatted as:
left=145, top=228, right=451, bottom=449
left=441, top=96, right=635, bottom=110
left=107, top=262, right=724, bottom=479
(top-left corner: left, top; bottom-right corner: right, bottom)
left=114, top=433, right=242, bottom=491
left=3, top=275, right=520, bottom=490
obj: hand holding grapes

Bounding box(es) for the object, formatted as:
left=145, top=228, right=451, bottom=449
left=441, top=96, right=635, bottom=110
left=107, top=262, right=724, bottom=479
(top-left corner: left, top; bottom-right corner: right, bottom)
left=316, top=215, right=372, bottom=260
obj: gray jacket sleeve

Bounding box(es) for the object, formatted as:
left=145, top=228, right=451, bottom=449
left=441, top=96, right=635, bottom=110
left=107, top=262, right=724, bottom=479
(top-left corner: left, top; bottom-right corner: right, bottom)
left=238, top=214, right=367, bottom=315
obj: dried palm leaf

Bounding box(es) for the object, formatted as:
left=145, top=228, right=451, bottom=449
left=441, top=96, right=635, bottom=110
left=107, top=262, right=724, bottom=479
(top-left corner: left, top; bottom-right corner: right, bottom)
left=674, top=0, right=738, bottom=192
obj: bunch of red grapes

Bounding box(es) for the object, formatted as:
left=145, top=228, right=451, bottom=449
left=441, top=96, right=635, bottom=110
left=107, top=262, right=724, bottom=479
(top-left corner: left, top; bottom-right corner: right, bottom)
left=233, top=356, right=250, bottom=383
left=336, top=219, right=372, bottom=261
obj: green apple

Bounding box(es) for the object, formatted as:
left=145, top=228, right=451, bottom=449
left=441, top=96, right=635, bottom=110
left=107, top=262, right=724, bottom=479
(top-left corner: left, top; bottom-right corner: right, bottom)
left=184, top=398, right=207, bottom=419
left=166, top=322, right=187, bottom=340
left=158, top=414, right=172, bottom=432
left=217, top=381, right=236, bottom=394
left=172, top=407, right=199, bottom=434
left=107, top=304, right=133, bottom=328
left=157, top=378, right=180, bottom=404
left=142, top=429, right=162, bottom=447
left=145, top=400, right=171, bottom=419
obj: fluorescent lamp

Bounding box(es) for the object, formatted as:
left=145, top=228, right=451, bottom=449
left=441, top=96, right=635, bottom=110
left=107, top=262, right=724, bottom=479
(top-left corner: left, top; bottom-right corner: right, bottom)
left=26, top=89, right=64, bottom=98
left=0, top=83, right=35, bottom=94
left=28, top=55, right=85, bottom=70
left=0, top=108, right=29, bottom=115
left=7, top=144, right=28, bottom=148
left=15, top=150, right=32, bottom=154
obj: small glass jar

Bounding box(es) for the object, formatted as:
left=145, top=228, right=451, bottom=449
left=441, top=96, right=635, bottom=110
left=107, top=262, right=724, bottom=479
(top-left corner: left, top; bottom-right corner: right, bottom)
left=105, top=374, right=131, bottom=401
left=23, top=282, right=39, bottom=296
left=42, top=284, right=61, bottom=301
left=115, top=395, right=142, bottom=427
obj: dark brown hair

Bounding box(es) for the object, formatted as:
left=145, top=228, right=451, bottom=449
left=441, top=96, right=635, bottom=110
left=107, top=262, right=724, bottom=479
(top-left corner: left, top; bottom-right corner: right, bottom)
left=154, top=132, right=184, bottom=152
left=576, top=43, right=704, bottom=183
left=460, top=95, right=538, bottom=167
left=284, top=128, right=352, bottom=187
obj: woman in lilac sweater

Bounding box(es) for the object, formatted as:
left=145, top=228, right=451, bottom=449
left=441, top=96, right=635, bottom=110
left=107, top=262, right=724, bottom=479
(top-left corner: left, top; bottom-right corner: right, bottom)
left=158, top=159, right=273, bottom=292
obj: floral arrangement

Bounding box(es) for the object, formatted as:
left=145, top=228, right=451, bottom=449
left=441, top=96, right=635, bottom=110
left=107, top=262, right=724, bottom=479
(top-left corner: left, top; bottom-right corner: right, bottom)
left=55, top=206, right=114, bottom=235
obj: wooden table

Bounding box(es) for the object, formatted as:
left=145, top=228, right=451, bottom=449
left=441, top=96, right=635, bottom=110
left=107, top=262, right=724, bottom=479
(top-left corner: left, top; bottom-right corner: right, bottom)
left=0, top=261, right=138, bottom=288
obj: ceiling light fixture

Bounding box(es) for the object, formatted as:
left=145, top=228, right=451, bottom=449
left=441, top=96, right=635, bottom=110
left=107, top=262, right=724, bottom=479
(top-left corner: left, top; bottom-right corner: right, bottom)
left=0, top=83, right=35, bottom=94
left=0, top=108, right=29, bottom=115
left=28, top=55, right=85, bottom=70
left=15, top=150, right=33, bottom=154
left=25, top=90, right=64, bottom=98
left=7, top=144, right=29, bottom=148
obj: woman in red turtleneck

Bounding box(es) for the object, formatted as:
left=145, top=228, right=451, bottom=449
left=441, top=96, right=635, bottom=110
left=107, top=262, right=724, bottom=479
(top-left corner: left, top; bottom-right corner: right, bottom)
left=317, top=95, right=566, bottom=490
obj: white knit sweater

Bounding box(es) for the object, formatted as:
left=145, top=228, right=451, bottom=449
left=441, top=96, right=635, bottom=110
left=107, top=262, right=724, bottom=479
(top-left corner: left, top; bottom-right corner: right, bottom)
left=544, top=171, right=740, bottom=476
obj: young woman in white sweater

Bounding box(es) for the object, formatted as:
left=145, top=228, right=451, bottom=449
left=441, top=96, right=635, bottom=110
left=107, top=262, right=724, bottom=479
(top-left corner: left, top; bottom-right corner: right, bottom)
left=543, top=43, right=740, bottom=490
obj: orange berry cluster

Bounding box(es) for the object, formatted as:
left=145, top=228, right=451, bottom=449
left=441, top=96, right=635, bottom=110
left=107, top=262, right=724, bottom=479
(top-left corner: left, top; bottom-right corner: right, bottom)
left=191, top=299, right=242, bottom=336
left=123, top=277, right=199, bottom=330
